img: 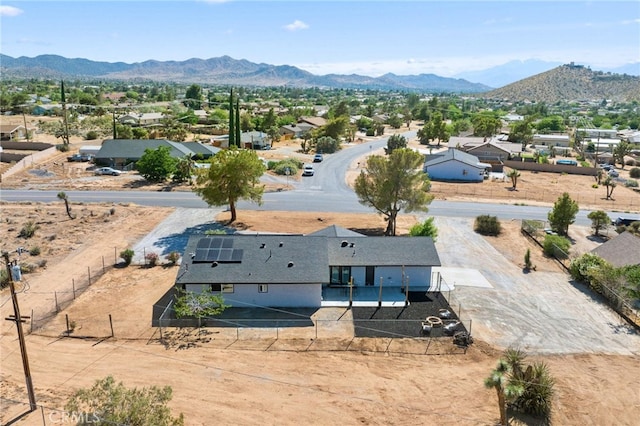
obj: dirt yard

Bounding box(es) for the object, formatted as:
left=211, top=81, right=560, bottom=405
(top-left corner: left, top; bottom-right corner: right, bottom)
left=1, top=204, right=639, bottom=425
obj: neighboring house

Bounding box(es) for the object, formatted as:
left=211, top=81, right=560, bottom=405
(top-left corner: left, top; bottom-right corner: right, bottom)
left=193, top=110, right=209, bottom=124
left=532, top=134, right=571, bottom=148
left=576, top=128, right=618, bottom=139
left=0, top=124, right=26, bottom=141
left=591, top=231, right=640, bottom=267
left=466, top=141, right=514, bottom=163
left=581, top=138, right=621, bottom=153
left=174, top=225, right=441, bottom=308
left=118, top=112, right=165, bottom=126
left=279, top=124, right=306, bottom=140
left=241, top=131, right=270, bottom=149
left=298, top=116, right=327, bottom=128
left=31, top=104, right=61, bottom=116
left=423, top=148, right=491, bottom=182
left=94, top=139, right=220, bottom=168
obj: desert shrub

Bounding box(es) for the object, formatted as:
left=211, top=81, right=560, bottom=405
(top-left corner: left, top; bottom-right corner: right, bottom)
left=119, top=248, right=134, bottom=266
left=166, top=251, right=180, bottom=266
left=36, top=259, right=48, bottom=268
left=409, top=217, right=438, bottom=241
left=47, top=234, right=57, bottom=241
left=629, top=167, right=640, bottom=179
left=0, top=270, right=9, bottom=289
left=267, top=160, right=278, bottom=170
left=625, top=179, right=638, bottom=188
left=56, top=143, right=70, bottom=152
left=365, top=128, right=375, bottom=136
left=543, top=234, right=571, bottom=258
left=85, top=130, right=99, bottom=140
left=591, top=184, right=599, bottom=188
left=109, top=207, right=116, bottom=215
left=625, top=158, right=636, bottom=167
left=204, top=229, right=226, bottom=235
left=20, top=263, right=36, bottom=273
left=569, top=253, right=614, bottom=293
left=315, top=136, right=340, bottom=154
left=474, top=215, right=502, bottom=236
left=29, top=246, right=41, bottom=256
left=272, top=159, right=302, bottom=176
left=19, top=221, right=39, bottom=238
left=145, top=252, right=159, bottom=267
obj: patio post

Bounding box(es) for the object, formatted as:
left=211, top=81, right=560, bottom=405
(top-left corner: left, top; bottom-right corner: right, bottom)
left=349, top=276, right=353, bottom=307
left=378, top=276, right=383, bottom=307
left=404, top=276, right=409, bottom=306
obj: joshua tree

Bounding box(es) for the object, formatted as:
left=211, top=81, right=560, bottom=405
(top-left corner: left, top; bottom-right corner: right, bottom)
left=507, top=168, right=521, bottom=190
left=603, top=176, right=616, bottom=200
left=57, top=191, right=75, bottom=219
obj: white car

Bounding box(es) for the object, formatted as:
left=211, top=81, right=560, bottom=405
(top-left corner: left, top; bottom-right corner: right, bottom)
left=302, top=164, right=314, bottom=176
left=95, top=167, right=121, bottom=176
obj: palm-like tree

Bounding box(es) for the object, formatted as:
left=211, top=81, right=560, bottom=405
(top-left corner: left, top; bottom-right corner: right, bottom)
left=57, top=191, right=75, bottom=219
left=484, top=358, right=524, bottom=425
left=507, top=168, right=521, bottom=190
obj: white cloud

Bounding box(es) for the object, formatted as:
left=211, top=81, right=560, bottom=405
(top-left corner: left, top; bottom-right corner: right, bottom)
left=283, top=20, right=309, bottom=32
left=0, top=5, right=23, bottom=17
left=621, top=18, right=640, bottom=25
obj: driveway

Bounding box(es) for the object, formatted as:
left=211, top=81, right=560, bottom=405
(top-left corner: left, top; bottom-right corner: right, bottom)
left=432, top=216, right=640, bottom=355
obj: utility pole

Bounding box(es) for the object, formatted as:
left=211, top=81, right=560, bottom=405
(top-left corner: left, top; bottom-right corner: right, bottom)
left=3, top=251, right=37, bottom=411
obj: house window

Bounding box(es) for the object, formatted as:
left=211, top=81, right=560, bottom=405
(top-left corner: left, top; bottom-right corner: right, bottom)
left=330, top=266, right=351, bottom=284
left=259, top=284, right=268, bottom=293
left=211, top=284, right=234, bottom=293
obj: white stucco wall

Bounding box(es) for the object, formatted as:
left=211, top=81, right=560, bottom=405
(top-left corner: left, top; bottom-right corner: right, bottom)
left=426, top=160, right=484, bottom=182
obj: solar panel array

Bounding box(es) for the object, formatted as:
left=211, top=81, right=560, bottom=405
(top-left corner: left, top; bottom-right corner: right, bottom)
left=193, top=238, right=243, bottom=263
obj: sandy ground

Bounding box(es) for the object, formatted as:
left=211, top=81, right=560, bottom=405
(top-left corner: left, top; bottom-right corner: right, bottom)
left=1, top=117, right=640, bottom=424
left=1, top=204, right=640, bottom=425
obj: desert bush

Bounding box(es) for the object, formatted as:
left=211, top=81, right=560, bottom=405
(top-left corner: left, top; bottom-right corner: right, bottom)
left=145, top=252, right=159, bottom=267
left=119, top=249, right=134, bottom=266
left=625, top=179, right=638, bottom=188
left=543, top=234, right=571, bottom=258
left=166, top=251, right=180, bottom=266
left=109, top=207, right=116, bottom=215
left=36, top=259, right=48, bottom=268
left=204, top=229, right=226, bottom=235
left=56, top=143, right=70, bottom=152
left=85, top=130, right=99, bottom=140
left=47, top=234, right=57, bottom=241
left=29, top=246, right=41, bottom=256
left=0, top=270, right=9, bottom=289
left=20, top=263, right=36, bottom=273
left=19, top=221, right=39, bottom=238
left=474, top=215, right=502, bottom=236
left=272, top=159, right=302, bottom=176
left=629, top=167, right=640, bottom=179
left=625, top=158, right=636, bottom=167
left=591, top=184, right=599, bottom=188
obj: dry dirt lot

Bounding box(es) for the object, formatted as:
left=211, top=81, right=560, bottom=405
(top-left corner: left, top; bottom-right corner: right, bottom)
left=1, top=204, right=640, bottom=426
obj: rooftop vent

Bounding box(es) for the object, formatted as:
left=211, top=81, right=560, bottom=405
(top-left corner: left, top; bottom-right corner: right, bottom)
left=260, top=243, right=266, bottom=249
left=350, top=242, right=355, bottom=248
left=211, top=261, right=218, bottom=268
left=287, top=261, right=294, bottom=268
left=341, top=241, right=348, bottom=247
left=279, top=242, right=284, bottom=247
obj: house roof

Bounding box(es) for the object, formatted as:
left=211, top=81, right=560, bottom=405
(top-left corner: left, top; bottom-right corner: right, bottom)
left=591, top=231, right=640, bottom=267
left=95, top=139, right=199, bottom=160
left=467, top=141, right=512, bottom=155
left=298, top=116, right=326, bottom=127
left=424, top=148, right=491, bottom=169
left=181, top=142, right=221, bottom=157
left=0, top=124, right=24, bottom=133
left=176, top=227, right=440, bottom=285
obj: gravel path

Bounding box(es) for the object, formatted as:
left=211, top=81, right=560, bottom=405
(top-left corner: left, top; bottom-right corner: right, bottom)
left=433, top=216, right=640, bottom=355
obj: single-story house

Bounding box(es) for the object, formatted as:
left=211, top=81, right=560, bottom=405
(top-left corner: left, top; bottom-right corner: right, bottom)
left=532, top=134, right=571, bottom=148
left=576, top=128, right=618, bottom=139
left=581, top=138, right=621, bottom=153
left=298, top=116, right=327, bottom=128
left=591, top=231, right=640, bottom=267
left=424, top=148, right=491, bottom=182
left=465, top=141, right=514, bottom=163
left=31, top=104, right=61, bottom=116
left=94, top=139, right=220, bottom=168
left=175, top=225, right=441, bottom=308
left=279, top=124, right=306, bottom=140
left=118, top=112, right=165, bottom=126
left=0, top=124, right=27, bottom=141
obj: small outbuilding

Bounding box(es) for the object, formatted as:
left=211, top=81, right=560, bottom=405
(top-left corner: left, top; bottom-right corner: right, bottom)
left=423, top=148, right=491, bottom=182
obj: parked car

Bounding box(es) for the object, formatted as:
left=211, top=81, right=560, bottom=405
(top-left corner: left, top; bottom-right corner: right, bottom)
left=95, top=167, right=121, bottom=176
left=80, top=153, right=94, bottom=162
left=599, top=163, right=613, bottom=171
left=608, top=170, right=619, bottom=178
left=313, top=153, right=324, bottom=162
left=67, top=154, right=83, bottom=162
left=302, top=164, right=314, bottom=176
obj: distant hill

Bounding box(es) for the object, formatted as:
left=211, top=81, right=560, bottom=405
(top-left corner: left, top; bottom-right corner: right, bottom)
left=454, top=59, right=563, bottom=88
left=0, top=54, right=491, bottom=93
left=482, top=63, right=640, bottom=102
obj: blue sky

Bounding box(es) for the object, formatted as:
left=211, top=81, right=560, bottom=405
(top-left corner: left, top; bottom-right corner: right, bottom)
left=1, top=1, right=638, bottom=77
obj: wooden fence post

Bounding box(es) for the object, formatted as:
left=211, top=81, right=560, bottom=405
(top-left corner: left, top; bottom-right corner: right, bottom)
left=66, top=314, right=69, bottom=335
left=72, top=278, right=76, bottom=299
left=109, top=314, right=114, bottom=338
left=54, top=291, right=59, bottom=313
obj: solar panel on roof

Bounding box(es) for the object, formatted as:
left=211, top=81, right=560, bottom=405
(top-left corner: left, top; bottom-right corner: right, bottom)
left=230, top=249, right=243, bottom=262
left=222, top=239, right=233, bottom=248
left=218, top=249, right=232, bottom=261
left=196, top=239, right=209, bottom=249
left=206, top=249, right=220, bottom=261
left=210, top=238, right=223, bottom=248
left=194, top=248, right=208, bottom=262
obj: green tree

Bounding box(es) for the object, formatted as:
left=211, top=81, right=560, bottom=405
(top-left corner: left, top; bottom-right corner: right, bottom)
left=184, top=84, right=202, bottom=109
left=174, top=286, right=229, bottom=327
left=384, top=134, right=407, bottom=155
left=194, top=148, right=266, bottom=223
left=173, top=155, right=196, bottom=184
left=484, top=357, right=524, bottom=426
left=587, top=210, right=610, bottom=236
left=472, top=112, right=502, bottom=138
left=228, top=88, right=236, bottom=146
left=57, top=191, right=75, bottom=220
left=354, top=148, right=433, bottom=236
left=613, top=140, right=631, bottom=169
left=474, top=215, right=502, bottom=236
left=65, top=375, right=184, bottom=426
left=136, top=146, right=178, bottom=182
left=535, top=115, right=565, bottom=133
left=315, top=136, right=340, bottom=154
left=547, top=192, right=579, bottom=236
left=506, top=168, right=521, bottom=190
left=509, top=117, right=534, bottom=147
left=409, top=217, right=438, bottom=241
left=115, top=123, right=133, bottom=139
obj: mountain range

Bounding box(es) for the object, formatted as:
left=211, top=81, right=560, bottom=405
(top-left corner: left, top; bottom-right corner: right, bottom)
left=1, top=54, right=639, bottom=102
